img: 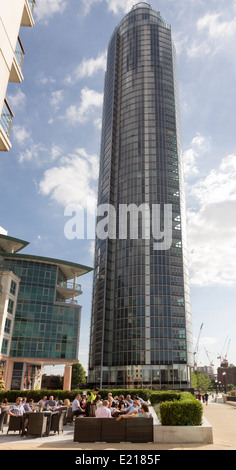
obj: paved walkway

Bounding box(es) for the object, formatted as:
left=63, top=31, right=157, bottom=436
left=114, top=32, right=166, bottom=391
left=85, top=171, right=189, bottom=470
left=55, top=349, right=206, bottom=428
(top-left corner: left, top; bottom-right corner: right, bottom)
left=0, top=401, right=235, bottom=451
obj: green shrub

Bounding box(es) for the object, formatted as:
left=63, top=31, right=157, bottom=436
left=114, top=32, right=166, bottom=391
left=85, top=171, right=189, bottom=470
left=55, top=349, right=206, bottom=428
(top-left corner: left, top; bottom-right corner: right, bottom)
left=0, top=388, right=150, bottom=403
left=149, top=391, right=182, bottom=405
left=160, top=396, right=203, bottom=426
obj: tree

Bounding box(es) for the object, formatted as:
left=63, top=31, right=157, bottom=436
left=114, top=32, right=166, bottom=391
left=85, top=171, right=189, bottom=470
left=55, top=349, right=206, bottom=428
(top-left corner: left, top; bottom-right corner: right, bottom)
left=71, top=363, right=86, bottom=388
left=191, top=370, right=212, bottom=392
left=0, top=379, right=5, bottom=390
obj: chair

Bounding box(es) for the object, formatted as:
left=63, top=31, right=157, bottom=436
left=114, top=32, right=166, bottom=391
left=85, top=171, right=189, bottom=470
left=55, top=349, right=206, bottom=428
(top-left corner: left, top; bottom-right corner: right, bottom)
left=101, top=417, right=126, bottom=443
left=0, top=408, right=9, bottom=432
left=7, top=415, right=22, bottom=434
left=66, top=406, right=73, bottom=424
left=74, top=417, right=102, bottom=442
left=26, top=412, right=48, bottom=437
left=50, top=409, right=66, bottom=434
left=126, top=417, right=153, bottom=442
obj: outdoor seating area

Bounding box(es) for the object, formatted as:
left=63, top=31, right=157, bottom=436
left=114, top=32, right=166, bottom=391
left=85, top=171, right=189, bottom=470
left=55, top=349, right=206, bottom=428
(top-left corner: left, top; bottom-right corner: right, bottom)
left=4, top=408, right=68, bottom=438
left=0, top=391, right=155, bottom=442
left=0, top=399, right=72, bottom=438
left=74, top=416, right=153, bottom=443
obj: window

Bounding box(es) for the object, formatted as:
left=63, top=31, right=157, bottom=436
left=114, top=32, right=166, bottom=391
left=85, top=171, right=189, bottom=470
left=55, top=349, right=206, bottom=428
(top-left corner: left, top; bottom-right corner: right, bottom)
left=7, top=299, right=14, bottom=314
left=4, top=318, right=11, bottom=334
left=10, top=280, right=17, bottom=295
left=1, top=339, right=8, bottom=354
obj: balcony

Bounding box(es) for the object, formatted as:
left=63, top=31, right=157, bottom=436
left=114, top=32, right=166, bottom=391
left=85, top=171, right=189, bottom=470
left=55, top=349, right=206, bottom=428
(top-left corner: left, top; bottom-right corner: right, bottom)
left=56, top=281, right=82, bottom=301
left=9, top=37, right=25, bottom=83
left=21, top=0, right=35, bottom=27
left=0, top=99, right=14, bottom=151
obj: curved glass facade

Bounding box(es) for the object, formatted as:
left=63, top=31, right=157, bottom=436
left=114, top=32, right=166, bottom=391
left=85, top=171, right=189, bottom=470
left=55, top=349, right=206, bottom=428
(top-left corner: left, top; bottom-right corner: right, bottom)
left=3, top=258, right=81, bottom=360
left=88, top=5, right=193, bottom=389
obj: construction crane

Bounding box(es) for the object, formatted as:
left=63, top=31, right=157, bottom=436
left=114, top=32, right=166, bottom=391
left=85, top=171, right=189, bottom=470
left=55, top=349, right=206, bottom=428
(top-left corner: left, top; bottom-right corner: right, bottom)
left=205, top=348, right=214, bottom=367
left=222, top=338, right=231, bottom=365
left=217, top=336, right=230, bottom=366
left=194, top=323, right=203, bottom=370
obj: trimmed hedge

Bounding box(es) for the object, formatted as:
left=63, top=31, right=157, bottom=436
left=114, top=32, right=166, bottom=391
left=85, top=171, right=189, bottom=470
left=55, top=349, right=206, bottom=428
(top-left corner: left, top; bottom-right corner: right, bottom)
left=160, top=393, right=203, bottom=426
left=0, top=388, right=150, bottom=403
left=149, top=391, right=182, bottom=405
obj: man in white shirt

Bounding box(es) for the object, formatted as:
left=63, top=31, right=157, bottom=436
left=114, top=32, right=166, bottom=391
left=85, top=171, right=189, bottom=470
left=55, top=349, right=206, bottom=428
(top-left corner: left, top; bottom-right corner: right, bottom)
left=95, top=400, right=111, bottom=418
left=72, top=394, right=85, bottom=417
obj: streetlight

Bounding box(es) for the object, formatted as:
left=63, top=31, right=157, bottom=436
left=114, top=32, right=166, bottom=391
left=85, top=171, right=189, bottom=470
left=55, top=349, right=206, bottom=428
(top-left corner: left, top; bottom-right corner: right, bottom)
left=222, top=372, right=227, bottom=394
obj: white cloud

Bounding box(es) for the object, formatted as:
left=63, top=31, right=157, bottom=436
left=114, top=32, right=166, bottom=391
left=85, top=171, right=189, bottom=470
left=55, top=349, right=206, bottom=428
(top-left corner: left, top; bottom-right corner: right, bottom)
left=65, top=51, right=107, bottom=84
left=187, top=10, right=236, bottom=58
left=50, top=90, right=64, bottom=110
left=190, top=154, right=236, bottom=205
left=183, top=133, right=211, bottom=178
left=80, top=0, right=103, bottom=16
left=39, top=148, right=99, bottom=209
left=64, top=87, right=103, bottom=125
left=12, top=125, right=31, bottom=146
left=50, top=144, right=63, bottom=160
left=187, top=153, right=236, bottom=286
left=13, top=128, right=63, bottom=165
left=80, top=0, right=133, bottom=16
left=34, top=0, right=67, bottom=23
left=40, top=76, right=56, bottom=85
left=7, top=89, right=26, bottom=110
left=18, top=142, right=47, bottom=164
left=105, top=0, right=135, bottom=15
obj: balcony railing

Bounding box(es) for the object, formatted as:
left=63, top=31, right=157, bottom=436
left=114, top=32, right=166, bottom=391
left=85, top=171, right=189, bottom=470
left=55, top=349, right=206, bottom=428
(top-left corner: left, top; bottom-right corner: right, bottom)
left=57, top=281, right=82, bottom=292
left=21, top=0, right=35, bottom=27
left=0, top=99, right=14, bottom=137
left=28, top=0, right=36, bottom=14
left=15, top=37, right=25, bottom=69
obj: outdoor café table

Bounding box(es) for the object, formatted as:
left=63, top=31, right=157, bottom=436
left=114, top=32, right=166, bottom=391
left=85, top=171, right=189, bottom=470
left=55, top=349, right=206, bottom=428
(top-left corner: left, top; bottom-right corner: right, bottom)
left=23, top=410, right=59, bottom=436
left=43, top=410, right=59, bottom=435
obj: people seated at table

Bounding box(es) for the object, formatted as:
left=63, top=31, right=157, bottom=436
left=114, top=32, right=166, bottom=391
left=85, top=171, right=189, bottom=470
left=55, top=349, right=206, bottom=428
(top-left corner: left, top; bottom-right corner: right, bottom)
left=53, top=400, right=64, bottom=410
left=125, top=394, right=133, bottom=405
left=117, top=398, right=141, bottom=417
left=95, top=400, right=111, bottom=418
left=22, top=397, right=33, bottom=412
left=43, top=395, right=56, bottom=409
left=7, top=397, right=29, bottom=432
left=1, top=397, right=8, bottom=407
left=38, top=396, right=47, bottom=407
left=116, top=403, right=151, bottom=421
left=72, top=393, right=85, bottom=417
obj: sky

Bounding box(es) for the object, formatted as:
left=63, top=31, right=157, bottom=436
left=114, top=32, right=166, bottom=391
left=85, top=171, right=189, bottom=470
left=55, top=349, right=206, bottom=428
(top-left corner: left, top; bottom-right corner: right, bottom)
left=1, top=0, right=236, bottom=377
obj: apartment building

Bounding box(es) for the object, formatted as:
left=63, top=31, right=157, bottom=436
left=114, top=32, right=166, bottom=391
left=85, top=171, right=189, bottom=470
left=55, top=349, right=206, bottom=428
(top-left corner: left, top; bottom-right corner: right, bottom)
left=88, top=3, right=193, bottom=389
left=0, top=0, right=35, bottom=151
left=0, top=231, right=93, bottom=390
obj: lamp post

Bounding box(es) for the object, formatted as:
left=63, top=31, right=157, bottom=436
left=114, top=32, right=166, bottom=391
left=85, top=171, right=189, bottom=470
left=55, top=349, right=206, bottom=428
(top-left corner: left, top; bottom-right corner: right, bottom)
left=222, top=372, right=227, bottom=394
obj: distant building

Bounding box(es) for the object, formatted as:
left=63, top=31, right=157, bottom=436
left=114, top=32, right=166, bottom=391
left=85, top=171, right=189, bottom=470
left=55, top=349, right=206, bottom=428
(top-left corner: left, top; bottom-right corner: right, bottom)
left=0, top=231, right=92, bottom=390
left=0, top=0, right=35, bottom=151
left=41, top=374, right=63, bottom=390
left=217, top=364, right=236, bottom=388
left=197, top=366, right=215, bottom=380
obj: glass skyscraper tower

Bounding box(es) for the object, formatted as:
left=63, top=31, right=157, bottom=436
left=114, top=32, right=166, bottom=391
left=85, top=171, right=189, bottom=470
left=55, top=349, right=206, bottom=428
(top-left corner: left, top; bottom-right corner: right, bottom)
left=88, top=3, right=193, bottom=389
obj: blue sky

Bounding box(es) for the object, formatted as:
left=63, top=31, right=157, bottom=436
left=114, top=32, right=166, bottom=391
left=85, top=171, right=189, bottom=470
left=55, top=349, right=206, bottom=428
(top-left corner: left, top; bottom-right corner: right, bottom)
left=1, top=0, right=236, bottom=376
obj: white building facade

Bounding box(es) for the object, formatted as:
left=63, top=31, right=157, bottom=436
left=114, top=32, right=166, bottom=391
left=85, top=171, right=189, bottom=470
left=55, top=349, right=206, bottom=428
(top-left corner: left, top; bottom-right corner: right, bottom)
left=0, top=0, right=35, bottom=151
